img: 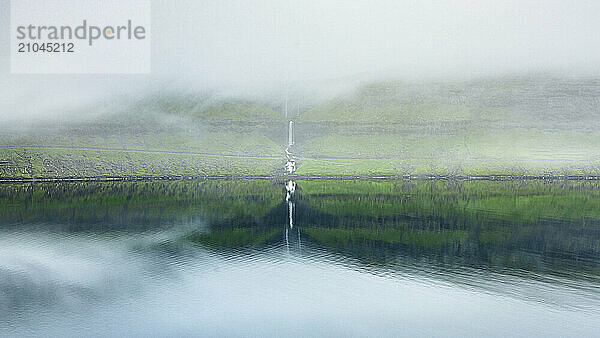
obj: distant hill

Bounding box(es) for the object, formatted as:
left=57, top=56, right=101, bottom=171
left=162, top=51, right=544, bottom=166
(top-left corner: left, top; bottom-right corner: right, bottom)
left=299, top=76, right=600, bottom=125
left=121, top=93, right=283, bottom=122
left=0, top=94, right=287, bottom=179
left=292, top=75, right=600, bottom=176
left=300, top=82, right=473, bottom=123
left=188, top=101, right=282, bottom=122
left=3, top=76, right=600, bottom=179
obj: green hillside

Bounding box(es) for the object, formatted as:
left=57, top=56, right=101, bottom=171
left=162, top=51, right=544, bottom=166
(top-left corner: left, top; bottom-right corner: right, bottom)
left=0, top=95, right=286, bottom=179
left=2, top=76, right=600, bottom=179
left=293, top=77, right=600, bottom=176
left=189, top=101, right=282, bottom=121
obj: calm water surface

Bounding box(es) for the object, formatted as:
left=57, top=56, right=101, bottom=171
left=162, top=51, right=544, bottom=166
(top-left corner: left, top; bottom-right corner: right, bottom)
left=1, top=180, right=599, bottom=336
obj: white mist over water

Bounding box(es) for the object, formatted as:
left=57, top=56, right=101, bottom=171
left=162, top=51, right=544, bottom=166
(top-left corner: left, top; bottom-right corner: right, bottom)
left=1, top=228, right=599, bottom=337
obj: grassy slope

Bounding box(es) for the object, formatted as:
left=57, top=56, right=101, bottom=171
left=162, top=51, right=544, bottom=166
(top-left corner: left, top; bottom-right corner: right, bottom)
left=3, top=77, right=600, bottom=177
left=0, top=99, right=285, bottom=178
left=0, top=147, right=281, bottom=178
left=186, top=101, right=282, bottom=121
left=295, top=77, right=600, bottom=176
left=3, top=132, right=282, bottom=156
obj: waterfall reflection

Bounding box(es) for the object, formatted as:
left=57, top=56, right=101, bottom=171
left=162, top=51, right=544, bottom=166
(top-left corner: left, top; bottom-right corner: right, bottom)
left=285, top=180, right=300, bottom=254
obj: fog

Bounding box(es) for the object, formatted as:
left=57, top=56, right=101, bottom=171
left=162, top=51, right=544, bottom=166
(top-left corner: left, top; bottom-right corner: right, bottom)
left=1, top=0, right=600, bottom=122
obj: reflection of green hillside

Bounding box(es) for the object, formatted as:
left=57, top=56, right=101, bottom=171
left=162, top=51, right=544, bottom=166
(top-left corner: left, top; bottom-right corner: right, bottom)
left=0, top=180, right=282, bottom=225
left=305, top=227, right=468, bottom=249
left=1, top=177, right=598, bottom=281
left=298, top=180, right=600, bottom=222
left=297, top=179, right=600, bottom=275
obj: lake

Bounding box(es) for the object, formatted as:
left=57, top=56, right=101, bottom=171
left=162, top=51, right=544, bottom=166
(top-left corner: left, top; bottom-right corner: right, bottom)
left=1, top=179, right=599, bottom=336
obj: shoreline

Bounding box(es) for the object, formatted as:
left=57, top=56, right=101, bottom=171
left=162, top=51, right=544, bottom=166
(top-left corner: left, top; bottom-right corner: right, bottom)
left=2, top=173, right=600, bottom=183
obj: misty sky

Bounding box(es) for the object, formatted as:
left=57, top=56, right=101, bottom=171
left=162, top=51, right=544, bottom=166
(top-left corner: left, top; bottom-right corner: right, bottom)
left=1, top=0, right=600, bottom=121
